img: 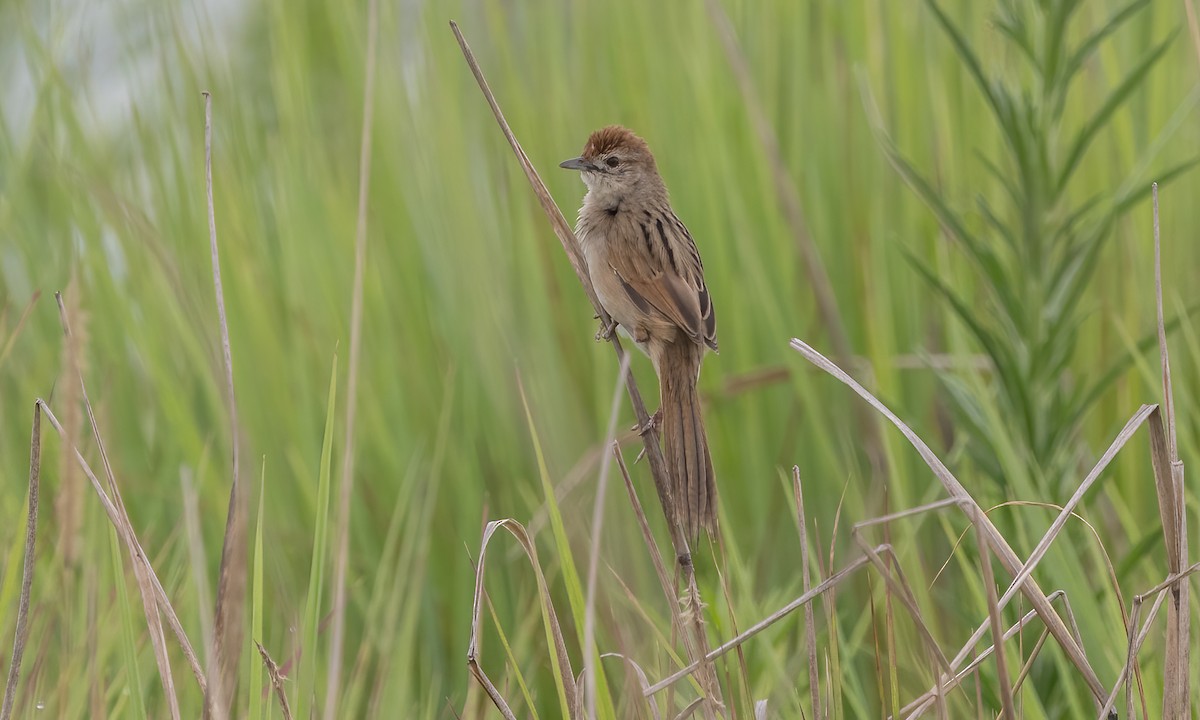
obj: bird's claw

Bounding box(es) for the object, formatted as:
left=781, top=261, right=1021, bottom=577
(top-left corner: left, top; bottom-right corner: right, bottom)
left=631, top=408, right=662, bottom=436
left=631, top=410, right=661, bottom=465
left=596, top=319, right=617, bottom=341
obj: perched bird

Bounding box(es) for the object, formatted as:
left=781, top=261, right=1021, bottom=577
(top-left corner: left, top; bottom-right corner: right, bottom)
left=560, top=126, right=719, bottom=539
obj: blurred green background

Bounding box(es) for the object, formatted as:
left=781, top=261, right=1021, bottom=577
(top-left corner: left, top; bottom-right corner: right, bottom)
left=1, top=0, right=1197, bottom=717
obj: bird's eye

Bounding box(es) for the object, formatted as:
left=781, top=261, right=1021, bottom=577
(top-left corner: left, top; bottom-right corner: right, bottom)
left=605, top=156, right=620, bottom=168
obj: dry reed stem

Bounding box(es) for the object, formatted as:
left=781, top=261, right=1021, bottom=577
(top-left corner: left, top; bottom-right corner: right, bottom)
left=894, top=400, right=1154, bottom=713
left=449, top=18, right=722, bottom=709
left=974, top=521, right=1015, bottom=718
left=583, top=354, right=631, bottom=719
left=467, top=519, right=578, bottom=719
left=201, top=91, right=245, bottom=720
left=789, top=337, right=1108, bottom=704
left=325, top=0, right=380, bottom=713
left=1150, top=183, right=1190, bottom=719
left=791, top=468, right=822, bottom=720
left=54, top=295, right=182, bottom=719
left=1096, top=560, right=1200, bottom=719
left=257, top=642, right=294, bottom=720
left=994, top=405, right=1154, bottom=609
left=0, top=404, right=41, bottom=720
left=54, top=278, right=84, bottom=566
left=35, top=400, right=206, bottom=692
left=614, top=447, right=683, bottom=645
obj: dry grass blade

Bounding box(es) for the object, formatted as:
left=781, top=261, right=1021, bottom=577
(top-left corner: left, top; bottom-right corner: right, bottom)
left=54, top=295, right=182, bottom=719
left=613, top=446, right=680, bottom=642
left=674, top=697, right=705, bottom=720
left=645, top=550, right=881, bottom=696
left=201, top=91, right=246, bottom=720
left=600, top=653, right=662, bottom=720
left=257, top=641, right=294, bottom=720
left=912, top=419, right=1153, bottom=709
left=900, top=591, right=1070, bottom=719
left=325, top=0, right=380, bottom=713
left=974, top=522, right=1015, bottom=718
left=467, top=519, right=578, bottom=719
left=792, top=467, right=821, bottom=719
left=36, top=400, right=206, bottom=692
left=996, top=405, right=1155, bottom=611
left=789, top=337, right=1107, bottom=703
left=1096, top=561, right=1200, bottom=719
left=0, top=403, right=42, bottom=720
left=1150, top=182, right=1190, bottom=719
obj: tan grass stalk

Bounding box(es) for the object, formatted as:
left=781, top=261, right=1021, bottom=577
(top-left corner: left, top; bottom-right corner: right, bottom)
left=467, top=519, right=578, bottom=719
left=36, top=400, right=205, bottom=692
left=1149, top=182, right=1190, bottom=718
left=789, top=337, right=1108, bottom=704
left=54, top=277, right=84, bottom=566
left=256, top=641, right=294, bottom=720
left=325, top=0, right=380, bottom=713
left=0, top=404, right=42, bottom=720
left=1097, top=561, right=1200, bottom=719
left=201, top=91, right=246, bottom=720
left=903, top=410, right=1155, bottom=713
left=449, top=19, right=722, bottom=711
left=54, top=296, right=182, bottom=719
left=974, top=521, right=1016, bottom=718
left=791, top=467, right=822, bottom=720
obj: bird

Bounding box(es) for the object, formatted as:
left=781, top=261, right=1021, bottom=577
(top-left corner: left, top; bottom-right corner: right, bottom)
left=560, top=125, right=718, bottom=539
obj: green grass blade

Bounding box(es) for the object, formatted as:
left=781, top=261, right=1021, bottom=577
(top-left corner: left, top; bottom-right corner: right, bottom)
left=1057, top=33, right=1177, bottom=194
left=297, top=352, right=339, bottom=720
left=516, top=380, right=616, bottom=719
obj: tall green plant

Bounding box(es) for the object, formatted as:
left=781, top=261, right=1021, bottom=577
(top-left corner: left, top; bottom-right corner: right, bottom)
left=878, top=0, right=1194, bottom=490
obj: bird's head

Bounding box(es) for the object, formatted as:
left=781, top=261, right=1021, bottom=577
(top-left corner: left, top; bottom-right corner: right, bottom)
left=560, top=126, right=661, bottom=200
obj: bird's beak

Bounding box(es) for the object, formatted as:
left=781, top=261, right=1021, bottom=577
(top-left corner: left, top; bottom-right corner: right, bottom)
left=559, top=157, right=592, bottom=171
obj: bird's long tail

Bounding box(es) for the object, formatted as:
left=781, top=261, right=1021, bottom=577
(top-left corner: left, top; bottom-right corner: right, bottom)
left=658, top=342, right=716, bottom=540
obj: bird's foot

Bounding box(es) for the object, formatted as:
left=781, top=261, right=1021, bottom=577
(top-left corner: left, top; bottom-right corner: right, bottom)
left=595, top=317, right=617, bottom=342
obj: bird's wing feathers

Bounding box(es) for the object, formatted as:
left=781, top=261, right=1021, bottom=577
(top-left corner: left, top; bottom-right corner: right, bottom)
left=607, top=212, right=717, bottom=350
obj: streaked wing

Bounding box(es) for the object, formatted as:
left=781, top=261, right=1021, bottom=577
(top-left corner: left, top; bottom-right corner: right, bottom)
left=607, top=210, right=717, bottom=350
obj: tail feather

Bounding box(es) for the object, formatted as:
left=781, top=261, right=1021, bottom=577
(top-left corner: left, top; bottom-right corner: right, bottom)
left=659, top=345, right=716, bottom=539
